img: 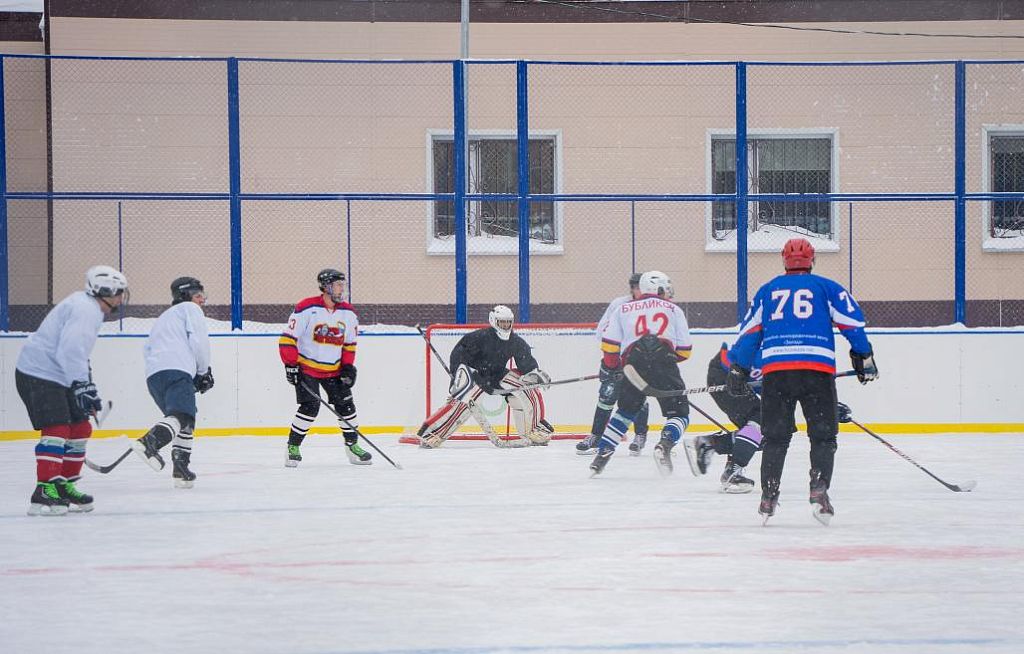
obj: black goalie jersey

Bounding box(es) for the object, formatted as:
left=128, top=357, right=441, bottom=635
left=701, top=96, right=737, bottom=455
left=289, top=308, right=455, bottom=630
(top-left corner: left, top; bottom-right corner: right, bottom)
left=449, top=327, right=539, bottom=391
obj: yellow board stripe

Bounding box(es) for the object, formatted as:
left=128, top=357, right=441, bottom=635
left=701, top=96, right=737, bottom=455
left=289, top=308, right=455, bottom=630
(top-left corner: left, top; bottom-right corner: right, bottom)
left=2, top=423, right=1023, bottom=441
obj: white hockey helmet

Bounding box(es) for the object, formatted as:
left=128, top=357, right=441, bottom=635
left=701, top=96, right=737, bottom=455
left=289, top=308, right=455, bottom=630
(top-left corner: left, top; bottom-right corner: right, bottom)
left=488, top=305, right=515, bottom=340
left=639, top=270, right=674, bottom=299
left=85, top=265, right=129, bottom=298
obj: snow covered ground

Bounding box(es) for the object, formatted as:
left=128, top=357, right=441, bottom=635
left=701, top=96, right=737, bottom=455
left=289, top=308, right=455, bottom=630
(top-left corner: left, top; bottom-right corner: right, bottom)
left=0, top=433, right=1021, bottom=654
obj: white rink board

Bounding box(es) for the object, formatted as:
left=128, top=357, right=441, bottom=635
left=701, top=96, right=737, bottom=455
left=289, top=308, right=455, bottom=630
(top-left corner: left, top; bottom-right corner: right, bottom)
left=2, top=328, right=1024, bottom=434
left=0, top=434, right=1021, bottom=654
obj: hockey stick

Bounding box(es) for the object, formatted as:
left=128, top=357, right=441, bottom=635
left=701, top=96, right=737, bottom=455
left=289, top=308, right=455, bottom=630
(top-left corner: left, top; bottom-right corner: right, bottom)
left=416, top=324, right=451, bottom=375
left=92, top=400, right=113, bottom=428
left=298, top=381, right=402, bottom=470
left=84, top=438, right=132, bottom=474
left=688, top=401, right=731, bottom=433
left=624, top=365, right=859, bottom=398
left=492, top=373, right=599, bottom=396
left=848, top=418, right=976, bottom=492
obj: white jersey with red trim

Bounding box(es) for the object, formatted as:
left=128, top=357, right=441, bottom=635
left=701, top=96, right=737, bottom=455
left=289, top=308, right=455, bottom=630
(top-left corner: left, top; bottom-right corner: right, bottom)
left=278, top=296, right=358, bottom=379
left=600, top=295, right=693, bottom=366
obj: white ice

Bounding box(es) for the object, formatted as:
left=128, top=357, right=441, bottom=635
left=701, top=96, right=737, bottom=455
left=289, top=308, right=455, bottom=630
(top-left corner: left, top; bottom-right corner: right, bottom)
left=1, top=433, right=1022, bottom=654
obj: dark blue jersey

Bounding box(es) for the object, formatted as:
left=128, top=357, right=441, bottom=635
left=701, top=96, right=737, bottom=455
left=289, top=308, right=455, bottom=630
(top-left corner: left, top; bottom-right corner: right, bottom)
left=729, top=272, right=872, bottom=375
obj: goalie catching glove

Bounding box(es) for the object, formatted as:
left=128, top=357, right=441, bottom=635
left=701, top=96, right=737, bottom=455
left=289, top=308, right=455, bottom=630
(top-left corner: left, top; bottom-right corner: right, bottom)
left=850, top=350, right=879, bottom=384
left=520, top=368, right=551, bottom=390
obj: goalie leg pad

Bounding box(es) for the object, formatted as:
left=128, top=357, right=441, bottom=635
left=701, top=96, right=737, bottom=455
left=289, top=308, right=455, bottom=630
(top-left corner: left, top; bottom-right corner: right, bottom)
left=417, top=399, right=473, bottom=448
left=499, top=371, right=549, bottom=444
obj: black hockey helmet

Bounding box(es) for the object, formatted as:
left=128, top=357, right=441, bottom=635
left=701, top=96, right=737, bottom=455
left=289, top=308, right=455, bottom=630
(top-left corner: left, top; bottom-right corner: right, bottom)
left=628, top=272, right=642, bottom=288
left=317, top=268, right=345, bottom=292
left=171, top=276, right=204, bottom=305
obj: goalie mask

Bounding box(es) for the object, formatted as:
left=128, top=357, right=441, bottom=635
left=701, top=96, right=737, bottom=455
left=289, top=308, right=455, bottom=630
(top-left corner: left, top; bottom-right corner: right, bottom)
left=639, top=270, right=674, bottom=299
left=488, top=305, right=515, bottom=341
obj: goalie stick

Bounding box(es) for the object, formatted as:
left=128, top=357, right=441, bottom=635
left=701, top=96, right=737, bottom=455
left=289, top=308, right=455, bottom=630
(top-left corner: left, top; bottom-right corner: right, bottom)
left=848, top=417, right=976, bottom=492
left=298, top=381, right=403, bottom=469
left=416, top=324, right=452, bottom=375
left=491, top=373, right=599, bottom=396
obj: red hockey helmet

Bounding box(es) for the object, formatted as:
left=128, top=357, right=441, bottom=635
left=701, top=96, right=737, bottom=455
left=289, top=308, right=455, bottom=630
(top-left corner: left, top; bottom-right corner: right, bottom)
left=782, top=238, right=815, bottom=271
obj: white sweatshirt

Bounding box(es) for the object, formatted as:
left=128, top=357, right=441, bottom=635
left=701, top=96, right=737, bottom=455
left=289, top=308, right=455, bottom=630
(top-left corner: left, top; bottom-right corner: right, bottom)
left=16, top=291, right=105, bottom=387
left=143, top=301, right=211, bottom=379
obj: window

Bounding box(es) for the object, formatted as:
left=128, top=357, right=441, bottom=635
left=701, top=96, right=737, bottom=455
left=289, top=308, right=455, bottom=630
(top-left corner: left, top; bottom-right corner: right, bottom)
left=709, top=134, right=835, bottom=249
left=430, top=134, right=559, bottom=254
left=989, top=133, right=1024, bottom=240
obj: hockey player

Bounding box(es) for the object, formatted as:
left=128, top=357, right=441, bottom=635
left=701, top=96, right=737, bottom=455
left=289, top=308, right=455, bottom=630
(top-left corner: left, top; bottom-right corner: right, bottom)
left=131, top=277, right=213, bottom=488
left=279, top=269, right=370, bottom=467
left=589, top=270, right=693, bottom=477
left=681, top=343, right=764, bottom=493
left=417, top=305, right=553, bottom=449
left=728, top=238, right=878, bottom=525
left=15, top=265, right=128, bottom=515
left=576, top=273, right=651, bottom=457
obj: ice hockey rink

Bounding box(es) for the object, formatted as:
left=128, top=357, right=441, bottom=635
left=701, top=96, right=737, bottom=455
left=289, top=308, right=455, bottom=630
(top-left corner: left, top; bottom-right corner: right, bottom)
left=1, top=432, right=1021, bottom=654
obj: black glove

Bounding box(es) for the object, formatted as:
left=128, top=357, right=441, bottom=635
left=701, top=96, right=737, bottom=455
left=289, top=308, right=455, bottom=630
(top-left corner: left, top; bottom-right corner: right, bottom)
left=71, top=380, right=103, bottom=415
left=836, top=401, right=853, bottom=424
left=193, top=367, right=215, bottom=394
left=599, top=362, right=622, bottom=384
left=338, top=364, right=357, bottom=388
left=285, top=364, right=300, bottom=386
left=850, top=350, right=879, bottom=384
left=726, top=363, right=751, bottom=397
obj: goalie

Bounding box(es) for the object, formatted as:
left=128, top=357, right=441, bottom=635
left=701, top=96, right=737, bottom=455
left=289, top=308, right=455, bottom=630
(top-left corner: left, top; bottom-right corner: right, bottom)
left=417, top=305, right=554, bottom=448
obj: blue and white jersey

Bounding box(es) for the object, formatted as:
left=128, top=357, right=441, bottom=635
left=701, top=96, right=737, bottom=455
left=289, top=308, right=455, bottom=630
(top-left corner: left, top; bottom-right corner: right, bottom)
left=144, top=301, right=211, bottom=379
left=716, top=342, right=763, bottom=382
left=729, top=273, right=872, bottom=375
left=16, top=291, right=105, bottom=387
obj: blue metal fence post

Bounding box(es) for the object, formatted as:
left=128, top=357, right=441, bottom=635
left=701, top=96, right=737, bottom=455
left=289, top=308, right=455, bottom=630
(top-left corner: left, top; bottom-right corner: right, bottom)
left=346, top=199, right=352, bottom=303
left=954, top=61, right=966, bottom=325
left=735, top=62, right=749, bottom=324
left=0, top=56, right=8, bottom=332
left=453, top=60, right=468, bottom=323
left=516, top=61, right=531, bottom=322
left=631, top=200, right=636, bottom=274
left=227, top=58, right=243, bottom=330
left=117, top=201, right=124, bottom=331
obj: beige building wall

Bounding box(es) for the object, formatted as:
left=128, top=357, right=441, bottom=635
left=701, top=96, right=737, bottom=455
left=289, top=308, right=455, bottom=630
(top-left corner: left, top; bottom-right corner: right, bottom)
left=3, top=41, right=46, bottom=304
left=32, top=17, right=1024, bottom=310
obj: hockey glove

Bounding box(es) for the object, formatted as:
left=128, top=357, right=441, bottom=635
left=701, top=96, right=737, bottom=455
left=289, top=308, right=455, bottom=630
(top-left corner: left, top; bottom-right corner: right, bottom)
left=284, top=364, right=300, bottom=386
left=338, top=364, right=357, bottom=388
left=522, top=368, right=551, bottom=389
left=836, top=401, right=853, bottom=424
left=70, top=380, right=103, bottom=415
left=598, top=361, right=623, bottom=384
left=193, top=367, right=215, bottom=394
left=726, top=364, right=752, bottom=397
left=850, top=350, right=879, bottom=384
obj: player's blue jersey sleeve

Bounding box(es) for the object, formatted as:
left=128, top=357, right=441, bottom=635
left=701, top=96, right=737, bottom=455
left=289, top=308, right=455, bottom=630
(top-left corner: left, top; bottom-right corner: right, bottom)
left=728, top=288, right=766, bottom=370
left=824, top=278, right=872, bottom=355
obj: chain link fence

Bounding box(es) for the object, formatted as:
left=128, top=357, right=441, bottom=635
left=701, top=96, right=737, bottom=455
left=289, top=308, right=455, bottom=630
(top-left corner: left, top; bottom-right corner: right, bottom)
left=3, top=56, right=1023, bottom=332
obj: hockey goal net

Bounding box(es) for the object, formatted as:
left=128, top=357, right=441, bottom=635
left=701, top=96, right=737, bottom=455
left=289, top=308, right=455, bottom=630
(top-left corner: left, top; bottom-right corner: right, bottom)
left=400, top=322, right=598, bottom=445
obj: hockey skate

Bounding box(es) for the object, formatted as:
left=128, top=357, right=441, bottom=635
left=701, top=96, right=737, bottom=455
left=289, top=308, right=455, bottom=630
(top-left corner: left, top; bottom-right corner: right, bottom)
left=758, top=490, right=780, bottom=526
left=575, top=433, right=599, bottom=455
left=131, top=428, right=168, bottom=471
left=285, top=444, right=302, bottom=467
left=653, top=437, right=675, bottom=476
left=27, top=481, right=69, bottom=517
left=345, top=440, right=373, bottom=465
left=628, top=432, right=648, bottom=456
left=56, top=479, right=94, bottom=512
left=809, top=469, right=834, bottom=526
left=719, top=460, right=755, bottom=494
left=589, top=446, right=614, bottom=477
left=172, top=450, right=196, bottom=489
left=527, top=419, right=554, bottom=446
left=682, top=432, right=718, bottom=476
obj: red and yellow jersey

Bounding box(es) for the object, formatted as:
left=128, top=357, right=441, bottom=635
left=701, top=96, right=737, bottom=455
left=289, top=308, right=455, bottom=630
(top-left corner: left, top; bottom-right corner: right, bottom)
left=278, top=296, right=358, bottom=379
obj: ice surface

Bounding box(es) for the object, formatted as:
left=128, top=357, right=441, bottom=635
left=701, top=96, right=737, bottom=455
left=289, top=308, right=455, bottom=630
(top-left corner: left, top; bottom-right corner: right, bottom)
left=1, top=433, right=1022, bottom=654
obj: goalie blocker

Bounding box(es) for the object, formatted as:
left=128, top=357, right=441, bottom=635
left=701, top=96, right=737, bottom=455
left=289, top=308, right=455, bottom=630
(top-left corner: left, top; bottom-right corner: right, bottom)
left=416, top=306, right=554, bottom=449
